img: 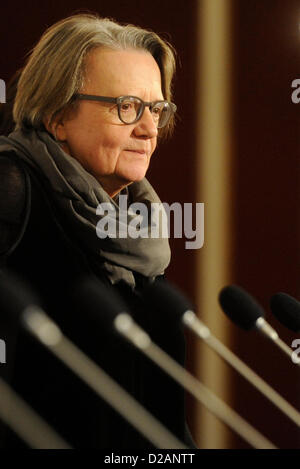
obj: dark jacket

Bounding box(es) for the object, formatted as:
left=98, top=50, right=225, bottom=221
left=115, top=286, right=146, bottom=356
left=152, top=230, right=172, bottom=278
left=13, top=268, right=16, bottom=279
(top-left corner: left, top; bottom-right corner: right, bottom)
left=0, top=151, right=192, bottom=449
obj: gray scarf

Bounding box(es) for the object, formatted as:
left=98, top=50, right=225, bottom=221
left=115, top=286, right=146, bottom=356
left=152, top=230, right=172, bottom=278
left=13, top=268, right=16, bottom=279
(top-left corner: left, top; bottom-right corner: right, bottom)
left=0, top=129, right=171, bottom=288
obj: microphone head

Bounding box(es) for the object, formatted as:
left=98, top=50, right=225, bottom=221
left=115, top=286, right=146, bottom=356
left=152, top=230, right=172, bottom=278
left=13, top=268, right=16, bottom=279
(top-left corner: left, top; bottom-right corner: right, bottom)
left=142, top=280, right=194, bottom=323
left=218, top=285, right=265, bottom=330
left=270, top=292, right=300, bottom=333
left=0, top=272, right=39, bottom=321
left=70, top=276, right=128, bottom=329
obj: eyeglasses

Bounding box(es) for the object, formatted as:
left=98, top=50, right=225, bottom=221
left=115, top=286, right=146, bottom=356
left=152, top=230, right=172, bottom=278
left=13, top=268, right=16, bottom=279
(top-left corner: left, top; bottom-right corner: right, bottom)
left=74, top=94, right=177, bottom=128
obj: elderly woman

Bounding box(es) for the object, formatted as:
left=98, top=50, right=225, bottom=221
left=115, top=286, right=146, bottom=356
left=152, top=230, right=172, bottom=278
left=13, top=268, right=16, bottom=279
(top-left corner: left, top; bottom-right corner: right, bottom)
left=0, top=14, right=193, bottom=448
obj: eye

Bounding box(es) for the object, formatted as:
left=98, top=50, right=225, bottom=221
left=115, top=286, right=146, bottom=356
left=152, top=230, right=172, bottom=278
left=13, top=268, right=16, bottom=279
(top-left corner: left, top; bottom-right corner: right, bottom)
left=120, top=101, right=135, bottom=112
left=152, top=106, right=162, bottom=116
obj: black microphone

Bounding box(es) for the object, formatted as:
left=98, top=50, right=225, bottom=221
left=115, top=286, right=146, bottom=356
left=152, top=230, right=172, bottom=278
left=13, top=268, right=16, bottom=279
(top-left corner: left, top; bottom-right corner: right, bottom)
left=219, top=284, right=264, bottom=331
left=270, top=293, right=300, bottom=333
left=219, top=285, right=300, bottom=365
left=270, top=292, right=300, bottom=366
left=0, top=273, right=70, bottom=449
left=73, top=277, right=277, bottom=449
left=142, top=280, right=300, bottom=427
left=0, top=272, right=40, bottom=321
left=0, top=273, right=186, bottom=449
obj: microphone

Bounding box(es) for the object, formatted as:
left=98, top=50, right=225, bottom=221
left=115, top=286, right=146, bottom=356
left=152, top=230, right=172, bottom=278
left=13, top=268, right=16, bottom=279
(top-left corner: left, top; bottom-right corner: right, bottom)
left=270, top=293, right=300, bottom=333
left=142, top=281, right=300, bottom=428
left=0, top=273, right=187, bottom=449
left=219, top=285, right=300, bottom=366
left=270, top=292, right=300, bottom=365
left=73, top=276, right=277, bottom=449
left=0, top=275, right=72, bottom=448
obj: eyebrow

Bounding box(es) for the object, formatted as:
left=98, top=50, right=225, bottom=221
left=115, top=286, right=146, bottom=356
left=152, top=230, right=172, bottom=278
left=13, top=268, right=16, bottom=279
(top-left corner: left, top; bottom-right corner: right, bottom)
left=75, top=94, right=166, bottom=104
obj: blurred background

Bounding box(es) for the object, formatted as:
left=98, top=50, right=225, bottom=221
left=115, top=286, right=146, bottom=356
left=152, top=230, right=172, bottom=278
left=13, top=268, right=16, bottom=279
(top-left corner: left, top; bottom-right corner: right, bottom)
left=0, top=0, right=299, bottom=449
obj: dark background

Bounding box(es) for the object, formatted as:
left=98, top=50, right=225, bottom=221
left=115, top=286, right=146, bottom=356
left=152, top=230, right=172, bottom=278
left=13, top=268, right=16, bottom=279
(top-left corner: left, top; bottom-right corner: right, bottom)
left=0, top=0, right=299, bottom=449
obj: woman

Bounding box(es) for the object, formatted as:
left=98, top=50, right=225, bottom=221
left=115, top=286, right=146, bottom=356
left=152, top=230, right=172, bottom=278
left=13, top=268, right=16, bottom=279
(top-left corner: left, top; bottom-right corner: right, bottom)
left=0, top=14, right=193, bottom=448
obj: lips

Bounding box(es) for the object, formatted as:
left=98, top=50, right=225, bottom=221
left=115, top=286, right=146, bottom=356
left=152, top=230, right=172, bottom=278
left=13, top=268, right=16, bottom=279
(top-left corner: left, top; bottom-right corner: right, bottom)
left=124, top=149, right=147, bottom=155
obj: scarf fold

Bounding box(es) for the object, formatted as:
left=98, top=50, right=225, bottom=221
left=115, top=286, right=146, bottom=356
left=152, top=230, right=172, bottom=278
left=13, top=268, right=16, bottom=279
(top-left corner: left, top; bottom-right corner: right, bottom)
left=0, top=128, right=171, bottom=288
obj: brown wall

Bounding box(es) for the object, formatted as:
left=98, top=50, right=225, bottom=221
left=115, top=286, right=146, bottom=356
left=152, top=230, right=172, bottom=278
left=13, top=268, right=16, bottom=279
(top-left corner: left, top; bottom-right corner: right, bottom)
left=229, top=0, right=300, bottom=448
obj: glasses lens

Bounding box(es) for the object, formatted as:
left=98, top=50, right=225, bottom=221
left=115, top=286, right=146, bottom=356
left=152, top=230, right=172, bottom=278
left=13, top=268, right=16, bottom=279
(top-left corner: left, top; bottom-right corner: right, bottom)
left=117, top=97, right=176, bottom=127
left=151, top=101, right=176, bottom=128
left=118, top=97, right=142, bottom=124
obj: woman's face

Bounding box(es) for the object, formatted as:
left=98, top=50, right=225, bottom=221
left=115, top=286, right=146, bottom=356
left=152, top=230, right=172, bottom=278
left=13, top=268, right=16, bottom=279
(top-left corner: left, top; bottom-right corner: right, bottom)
left=55, top=48, right=163, bottom=197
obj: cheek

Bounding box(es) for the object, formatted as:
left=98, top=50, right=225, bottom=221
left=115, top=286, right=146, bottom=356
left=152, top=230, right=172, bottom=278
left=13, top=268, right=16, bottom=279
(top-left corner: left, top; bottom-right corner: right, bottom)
left=150, top=139, right=157, bottom=155
left=82, top=136, right=122, bottom=175
left=65, top=121, right=123, bottom=170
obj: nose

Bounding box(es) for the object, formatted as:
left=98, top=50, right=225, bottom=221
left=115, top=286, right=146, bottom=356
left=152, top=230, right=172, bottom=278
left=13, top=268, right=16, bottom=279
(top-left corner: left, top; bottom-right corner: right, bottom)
left=132, top=107, right=158, bottom=139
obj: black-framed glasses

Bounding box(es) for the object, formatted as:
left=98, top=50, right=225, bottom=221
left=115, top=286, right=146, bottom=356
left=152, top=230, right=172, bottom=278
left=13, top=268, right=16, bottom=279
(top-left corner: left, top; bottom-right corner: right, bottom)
left=74, top=94, right=177, bottom=128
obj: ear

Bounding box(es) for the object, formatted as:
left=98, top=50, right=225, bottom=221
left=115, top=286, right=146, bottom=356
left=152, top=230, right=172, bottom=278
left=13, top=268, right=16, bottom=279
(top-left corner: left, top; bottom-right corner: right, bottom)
left=43, top=112, right=67, bottom=142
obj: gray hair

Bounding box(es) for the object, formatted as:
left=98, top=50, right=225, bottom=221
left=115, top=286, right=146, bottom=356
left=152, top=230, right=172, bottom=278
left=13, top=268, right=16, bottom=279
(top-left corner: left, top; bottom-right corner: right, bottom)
left=13, top=13, right=176, bottom=137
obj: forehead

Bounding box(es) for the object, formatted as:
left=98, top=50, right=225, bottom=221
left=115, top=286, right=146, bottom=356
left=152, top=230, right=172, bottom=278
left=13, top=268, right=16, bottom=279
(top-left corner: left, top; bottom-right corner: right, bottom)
left=83, top=47, right=163, bottom=98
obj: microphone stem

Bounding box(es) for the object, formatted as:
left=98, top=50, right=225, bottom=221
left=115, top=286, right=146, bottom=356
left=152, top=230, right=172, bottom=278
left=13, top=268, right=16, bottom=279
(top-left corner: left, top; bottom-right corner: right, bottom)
left=272, top=336, right=299, bottom=362
left=115, top=314, right=277, bottom=449
left=182, top=312, right=300, bottom=427
left=143, top=341, right=276, bottom=449
left=0, top=377, right=71, bottom=449
left=256, top=318, right=300, bottom=366
left=22, top=306, right=187, bottom=450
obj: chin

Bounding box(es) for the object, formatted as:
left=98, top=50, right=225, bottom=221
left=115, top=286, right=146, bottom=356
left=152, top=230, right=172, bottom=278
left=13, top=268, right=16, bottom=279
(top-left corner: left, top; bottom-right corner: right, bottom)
left=120, top=167, right=148, bottom=184
left=130, top=173, right=146, bottom=183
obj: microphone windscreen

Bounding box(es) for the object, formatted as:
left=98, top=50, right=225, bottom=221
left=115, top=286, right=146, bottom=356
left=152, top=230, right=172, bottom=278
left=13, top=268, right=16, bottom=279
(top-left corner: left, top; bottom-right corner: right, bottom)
left=0, top=272, right=39, bottom=321
left=270, top=293, right=300, bottom=333
left=70, top=276, right=128, bottom=329
left=218, top=285, right=264, bottom=330
left=142, top=280, right=194, bottom=322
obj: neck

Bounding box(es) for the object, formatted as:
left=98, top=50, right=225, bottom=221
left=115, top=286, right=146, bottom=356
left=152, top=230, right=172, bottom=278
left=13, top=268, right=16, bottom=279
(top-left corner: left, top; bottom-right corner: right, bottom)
left=97, top=177, right=132, bottom=199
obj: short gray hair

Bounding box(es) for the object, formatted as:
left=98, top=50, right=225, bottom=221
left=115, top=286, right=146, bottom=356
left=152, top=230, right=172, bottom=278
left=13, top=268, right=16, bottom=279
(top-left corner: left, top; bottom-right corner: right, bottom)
left=13, top=13, right=176, bottom=137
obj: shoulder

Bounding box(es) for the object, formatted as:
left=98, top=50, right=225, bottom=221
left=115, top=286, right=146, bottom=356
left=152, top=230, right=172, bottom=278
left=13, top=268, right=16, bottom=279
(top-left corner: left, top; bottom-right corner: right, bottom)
left=0, top=151, right=29, bottom=224
left=0, top=151, right=31, bottom=258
